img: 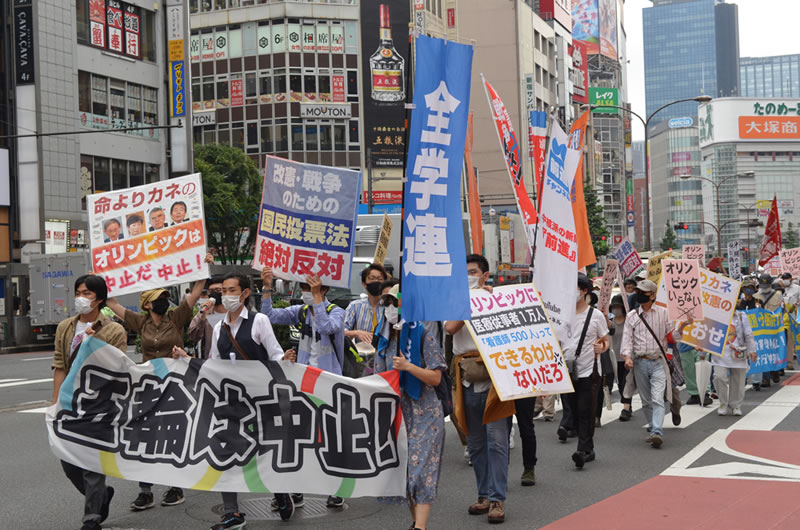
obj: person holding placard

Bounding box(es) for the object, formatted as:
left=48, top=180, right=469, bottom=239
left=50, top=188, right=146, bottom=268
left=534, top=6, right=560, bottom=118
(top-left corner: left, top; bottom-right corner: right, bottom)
left=713, top=305, right=757, bottom=416
left=609, top=295, right=633, bottom=421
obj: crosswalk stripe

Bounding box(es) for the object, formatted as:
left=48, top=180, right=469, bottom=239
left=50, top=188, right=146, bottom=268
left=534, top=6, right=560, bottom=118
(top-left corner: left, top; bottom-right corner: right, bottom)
left=0, top=378, right=53, bottom=389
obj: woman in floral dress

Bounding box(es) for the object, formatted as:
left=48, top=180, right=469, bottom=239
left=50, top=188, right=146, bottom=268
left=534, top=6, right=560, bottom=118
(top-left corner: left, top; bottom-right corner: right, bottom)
left=374, top=282, right=446, bottom=530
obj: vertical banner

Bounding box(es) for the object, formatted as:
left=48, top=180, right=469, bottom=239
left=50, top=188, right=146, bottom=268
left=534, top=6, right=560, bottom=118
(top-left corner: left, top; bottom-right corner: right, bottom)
left=532, top=121, right=582, bottom=341
left=596, top=259, right=619, bottom=314
left=465, top=113, right=483, bottom=254
left=87, top=174, right=208, bottom=296
left=662, top=259, right=704, bottom=321
left=682, top=244, right=705, bottom=263
left=89, top=0, right=106, bottom=49
left=569, top=111, right=596, bottom=269
left=612, top=237, right=645, bottom=279
left=253, top=157, right=360, bottom=288
left=727, top=240, right=742, bottom=281
left=360, top=1, right=411, bottom=168
left=529, top=110, right=547, bottom=197
left=759, top=196, right=782, bottom=266
left=465, top=285, right=573, bottom=400
left=746, top=309, right=788, bottom=376
left=647, top=250, right=672, bottom=283
left=780, top=247, right=800, bottom=277
left=402, top=35, right=472, bottom=322
left=483, top=77, right=537, bottom=248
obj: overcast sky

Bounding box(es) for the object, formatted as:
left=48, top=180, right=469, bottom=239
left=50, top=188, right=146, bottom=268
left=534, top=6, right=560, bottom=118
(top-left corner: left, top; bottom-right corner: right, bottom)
left=624, top=0, right=800, bottom=141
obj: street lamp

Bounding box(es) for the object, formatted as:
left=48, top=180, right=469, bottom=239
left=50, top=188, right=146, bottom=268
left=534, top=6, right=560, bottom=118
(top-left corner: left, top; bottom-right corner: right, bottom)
left=585, top=95, right=712, bottom=251
left=680, top=171, right=755, bottom=257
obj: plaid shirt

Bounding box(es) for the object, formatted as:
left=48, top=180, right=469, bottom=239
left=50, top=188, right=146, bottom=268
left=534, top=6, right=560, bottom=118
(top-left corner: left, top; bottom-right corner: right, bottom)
left=620, top=305, right=678, bottom=359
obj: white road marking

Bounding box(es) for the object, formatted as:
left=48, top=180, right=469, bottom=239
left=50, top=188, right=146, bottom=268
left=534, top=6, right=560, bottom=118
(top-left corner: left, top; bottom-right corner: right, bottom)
left=0, top=378, right=53, bottom=389
left=19, top=406, right=49, bottom=414
left=0, top=379, right=25, bottom=384
left=21, top=356, right=53, bottom=362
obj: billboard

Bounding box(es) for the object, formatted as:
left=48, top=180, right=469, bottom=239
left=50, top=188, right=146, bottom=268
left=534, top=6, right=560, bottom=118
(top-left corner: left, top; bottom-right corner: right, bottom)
left=699, top=98, right=800, bottom=148
left=570, top=41, right=589, bottom=104
left=360, top=1, right=411, bottom=168
left=589, top=87, right=619, bottom=114
left=572, top=0, right=617, bottom=60
left=537, top=0, right=572, bottom=31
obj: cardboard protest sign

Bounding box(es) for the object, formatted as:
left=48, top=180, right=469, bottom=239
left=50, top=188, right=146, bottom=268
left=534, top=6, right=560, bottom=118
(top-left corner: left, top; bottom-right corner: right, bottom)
left=87, top=174, right=208, bottom=296
left=780, top=247, right=800, bottom=277
left=612, top=237, right=644, bottom=279
left=745, top=308, right=788, bottom=376
left=372, top=214, right=393, bottom=266
left=253, top=156, right=360, bottom=288
left=656, top=268, right=740, bottom=356
left=764, top=255, right=781, bottom=277
left=662, top=259, right=704, bottom=321
left=727, top=241, right=742, bottom=281
left=647, top=250, right=672, bottom=283
left=682, top=244, right=705, bottom=263
left=596, top=259, right=619, bottom=313
left=47, top=338, right=407, bottom=496
left=464, top=284, right=574, bottom=401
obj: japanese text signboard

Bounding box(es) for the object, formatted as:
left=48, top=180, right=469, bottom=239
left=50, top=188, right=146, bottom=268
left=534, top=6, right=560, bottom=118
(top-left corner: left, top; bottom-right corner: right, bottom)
left=647, top=250, right=672, bottom=283
left=253, top=157, right=360, bottom=289
left=656, top=268, right=740, bottom=356
left=745, top=309, right=788, bottom=376
left=47, top=338, right=408, bottom=496
left=87, top=174, right=208, bottom=297
left=682, top=244, right=705, bottom=263
left=727, top=241, right=742, bottom=280
left=596, top=259, right=618, bottom=313
left=373, top=214, right=393, bottom=266
left=588, top=87, right=619, bottom=114
left=401, top=36, right=472, bottom=322
left=662, top=259, right=704, bottom=321
left=465, top=285, right=573, bottom=401
left=612, top=237, right=644, bottom=279
left=780, top=247, right=800, bottom=277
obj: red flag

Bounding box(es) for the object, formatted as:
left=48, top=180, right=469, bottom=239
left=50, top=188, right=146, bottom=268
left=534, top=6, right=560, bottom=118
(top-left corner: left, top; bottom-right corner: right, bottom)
left=759, top=195, right=782, bottom=266
left=569, top=111, right=596, bottom=269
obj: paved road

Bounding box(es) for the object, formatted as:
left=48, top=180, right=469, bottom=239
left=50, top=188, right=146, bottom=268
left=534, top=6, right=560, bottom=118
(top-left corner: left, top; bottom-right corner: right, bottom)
left=2, top=350, right=797, bottom=529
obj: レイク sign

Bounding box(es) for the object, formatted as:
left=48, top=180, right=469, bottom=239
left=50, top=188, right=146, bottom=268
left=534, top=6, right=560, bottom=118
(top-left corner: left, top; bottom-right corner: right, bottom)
left=589, top=87, right=619, bottom=114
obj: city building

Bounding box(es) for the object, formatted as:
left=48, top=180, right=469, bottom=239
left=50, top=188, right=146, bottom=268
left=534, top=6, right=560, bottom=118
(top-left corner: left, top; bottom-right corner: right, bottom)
left=698, top=97, right=800, bottom=270
left=643, top=0, right=740, bottom=128
left=740, top=54, right=800, bottom=98
left=648, top=119, right=704, bottom=249
left=460, top=0, right=558, bottom=206
left=530, top=0, right=575, bottom=124
left=631, top=140, right=647, bottom=246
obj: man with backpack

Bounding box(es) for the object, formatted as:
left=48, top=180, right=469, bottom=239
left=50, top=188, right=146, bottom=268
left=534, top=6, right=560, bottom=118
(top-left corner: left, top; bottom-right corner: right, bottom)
left=260, top=266, right=347, bottom=509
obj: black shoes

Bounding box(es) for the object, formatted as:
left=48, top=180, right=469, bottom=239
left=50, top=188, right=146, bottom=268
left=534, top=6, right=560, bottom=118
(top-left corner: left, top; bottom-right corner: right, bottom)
left=619, top=408, right=632, bottom=421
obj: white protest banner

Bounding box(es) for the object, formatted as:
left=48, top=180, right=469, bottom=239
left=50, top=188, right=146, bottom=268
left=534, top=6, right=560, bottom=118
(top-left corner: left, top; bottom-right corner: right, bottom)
left=464, top=284, right=573, bottom=400
left=662, top=259, right=704, bottom=321
left=253, top=156, right=360, bottom=288
left=48, top=338, right=407, bottom=496
left=597, top=259, right=619, bottom=313
left=780, top=247, right=800, bottom=277
left=647, top=250, right=672, bottom=283
left=87, top=174, right=208, bottom=296
left=656, top=268, right=740, bottom=356
left=727, top=240, right=742, bottom=281
left=373, top=213, right=393, bottom=266
left=612, top=237, right=644, bottom=279
left=533, top=121, right=582, bottom=341
left=682, top=244, right=705, bottom=263
left=764, top=255, right=781, bottom=276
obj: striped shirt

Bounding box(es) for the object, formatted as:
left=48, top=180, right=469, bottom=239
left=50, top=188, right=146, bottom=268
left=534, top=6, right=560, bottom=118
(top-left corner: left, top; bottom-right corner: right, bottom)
left=620, top=305, right=678, bottom=360
left=344, top=297, right=379, bottom=333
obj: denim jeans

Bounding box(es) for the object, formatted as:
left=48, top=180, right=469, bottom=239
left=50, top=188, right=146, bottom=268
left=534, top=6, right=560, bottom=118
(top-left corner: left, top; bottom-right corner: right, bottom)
left=464, top=386, right=509, bottom=502
left=633, top=358, right=666, bottom=436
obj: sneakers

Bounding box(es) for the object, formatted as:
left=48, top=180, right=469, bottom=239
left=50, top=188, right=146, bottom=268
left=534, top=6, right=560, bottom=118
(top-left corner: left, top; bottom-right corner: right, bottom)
left=703, top=394, right=714, bottom=407
left=80, top=521, right=102, bottom=530
left=650, top=433, right=663, bottom=449
left=671, top=407, right=682, bottom=426
left=130, top=491, right=154, bottom=511
left=557, top=426, right=568, bottom=442
left=326, top=495, right=344, bottom=508
left=468, top=497, right=490, bottom=515
left=584, top=450, right=596, bottom=462
left=572, top=451, right=586, bottom=469
left=211, top=512, right=246, bottom=530
left=645, top=433, right=654, bottom=444
left=488, top=501, right=505, bottom=524
left=520, top=467, right=536, bottom=486
left=509, top=425, right=515, bottom=449
left=731, top=407, right=743, bottom=416
left=273, top=493, right=294, bottom=521
left=100, top=486, right=114, bottom=523
left=686, top=394, right=701, bottom=405
left=717, top=405, right=729, bottom=416
left=271, top=494, right=304, bottom=511
left=161, top=487, right=185, bottom=506
left=619, top=408, right=632, bottom=422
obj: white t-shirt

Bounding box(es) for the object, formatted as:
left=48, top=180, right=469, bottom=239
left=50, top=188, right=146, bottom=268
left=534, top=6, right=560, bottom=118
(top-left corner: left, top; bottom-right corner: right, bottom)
left=566, top=307, right=609, bottom=379
left=74, top=321, right=91, bottom=341
left=450, top=323, right=491, bottom=393
left=206, top=310, right=225, bottom=330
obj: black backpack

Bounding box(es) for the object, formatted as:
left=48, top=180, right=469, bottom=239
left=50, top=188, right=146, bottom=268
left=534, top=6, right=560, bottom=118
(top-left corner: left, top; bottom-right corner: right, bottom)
left=299, top=304, right=364, bottom=378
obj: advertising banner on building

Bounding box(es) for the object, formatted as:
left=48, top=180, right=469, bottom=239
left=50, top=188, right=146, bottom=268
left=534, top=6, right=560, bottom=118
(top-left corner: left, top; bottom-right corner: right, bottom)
left=47, top=338, right=408, bottom=497
left=589, top=87, right=619, bottom=114
left=598, top=0, right=618, bottom=60
left=745, top=309, right=788, bottom=376
left=626, top=179, right=635, bottom=228
left=360, top=1, right=411, bottom=168
left=612, top=237, right=644, bottom=279
left=572, top=0, right=617, bottom=59
left=465, top=285, right=573, bottom=401
left=253, top=157, right=360, bottom=289
left=87, top=174, right=208, bottom=296
left=569, top=42, right=588, bottom=104
left=402, top=35, right=472, bottom=322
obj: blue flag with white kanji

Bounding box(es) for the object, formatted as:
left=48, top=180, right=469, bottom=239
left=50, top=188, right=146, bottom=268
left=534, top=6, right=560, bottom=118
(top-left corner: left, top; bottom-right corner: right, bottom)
left=401, top=35, right=472, bottom=322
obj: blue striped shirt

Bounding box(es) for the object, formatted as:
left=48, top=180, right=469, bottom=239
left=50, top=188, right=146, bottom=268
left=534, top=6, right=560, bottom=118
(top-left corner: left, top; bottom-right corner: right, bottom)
left=344, top=297, right=379, bottom=333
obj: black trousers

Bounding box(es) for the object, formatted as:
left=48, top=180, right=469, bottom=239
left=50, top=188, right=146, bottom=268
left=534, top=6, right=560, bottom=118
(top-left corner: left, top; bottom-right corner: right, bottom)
left=617, top=361, right=632, bottom=405
left=514, top=396, right=538, bottom=469
left=560, top=386, right=577, bottom=433
left=61, top=460, right=109, bottom=523
left=571, top=377, right=595, bottom=454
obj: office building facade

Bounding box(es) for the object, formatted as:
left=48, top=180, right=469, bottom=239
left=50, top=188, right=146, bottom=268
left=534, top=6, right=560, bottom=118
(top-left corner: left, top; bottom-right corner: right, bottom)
left=741, top=55, right=800, bottom=99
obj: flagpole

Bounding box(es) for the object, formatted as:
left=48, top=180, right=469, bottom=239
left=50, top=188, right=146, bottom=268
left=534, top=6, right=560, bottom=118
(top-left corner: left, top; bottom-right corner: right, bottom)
left=529, top=109, right=555, bottom=271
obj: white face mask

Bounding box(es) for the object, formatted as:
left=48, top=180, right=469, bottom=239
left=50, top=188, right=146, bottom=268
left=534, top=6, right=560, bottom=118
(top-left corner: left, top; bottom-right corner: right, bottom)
left=301, top=291, right=315, bottom=306
left=222, top=295, right=243, bottom=313
left=576, top=289, right=585, bottom=303
left=468, top=275, right=480, bottom=289
left=75, top=296, right=94, bottom=315
left=384, top=304, right=399, bottom=324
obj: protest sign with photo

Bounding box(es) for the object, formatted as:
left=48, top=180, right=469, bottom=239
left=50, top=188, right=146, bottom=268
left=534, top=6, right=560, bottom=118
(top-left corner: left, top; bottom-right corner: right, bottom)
left=745, top=308, right=788, bottom=376
left=647, top=250, right=672, bottom=283
left=87, top=174, right=208, bottom=296
left=253, top=156, right=360, bottom=289
left=662, top=259, right=704, bottom=321
left=464, top=284, right=574, bottom=401
left=656, top=268, right=740, bottom=356
left=780, top=247, right=800, bottom=277
left=47, top=338, right=407, bottom=496
left=727, top=240, right=742, bottom=281
left=596, top=259, right=619, bottom=313
left=612, top=237, right=644, bottom=279
left=682, top=244, right=705, bottom=262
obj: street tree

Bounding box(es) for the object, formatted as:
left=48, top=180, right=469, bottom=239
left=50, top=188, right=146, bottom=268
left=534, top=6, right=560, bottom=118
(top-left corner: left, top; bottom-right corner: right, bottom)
left=660, top=223, right=677, bottom=251
left=195, top=143, right=263, bottom=264
left=584, top=177, right=609, bottom=256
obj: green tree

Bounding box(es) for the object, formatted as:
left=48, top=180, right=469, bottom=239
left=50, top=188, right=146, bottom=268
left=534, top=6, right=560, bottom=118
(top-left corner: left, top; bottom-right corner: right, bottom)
left=584, top=177, right=609, bottom=257
left=660, top=223, right=677, bottom=251
left=195, top=143, right=263, bottom=264
left=784, top=221, right=799, bottom=249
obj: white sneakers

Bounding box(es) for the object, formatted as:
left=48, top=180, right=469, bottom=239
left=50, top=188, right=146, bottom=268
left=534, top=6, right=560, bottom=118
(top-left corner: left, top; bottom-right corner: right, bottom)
left=717, top=406, right=729, bottom=416
left=731, top=407, right=743, bottom=416
left=718, top=406, right=743, bottom=416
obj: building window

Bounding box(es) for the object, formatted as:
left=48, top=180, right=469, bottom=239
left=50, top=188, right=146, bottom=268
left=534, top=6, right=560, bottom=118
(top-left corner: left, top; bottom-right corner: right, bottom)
left=94, top=157, right=111, bottom=193
left=79, top=71, right=158, bottom=138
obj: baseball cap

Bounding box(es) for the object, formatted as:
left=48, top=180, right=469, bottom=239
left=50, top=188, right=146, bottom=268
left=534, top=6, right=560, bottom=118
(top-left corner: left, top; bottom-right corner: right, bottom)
left=636, top=279, right=658, bottom=293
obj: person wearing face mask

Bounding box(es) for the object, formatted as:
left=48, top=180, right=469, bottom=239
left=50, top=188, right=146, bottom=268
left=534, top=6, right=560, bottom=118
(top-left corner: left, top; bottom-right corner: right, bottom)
left=621, top=280, right=691, bottom=449
left=52, top=274, right=127, bottom=530
left=344, top=263, right=389, bottom=345
left=609, top=295, right=633, bottom=421
left=187, top=278, right=227, bottom=359
left=104, top=253, right=213, bottom=511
